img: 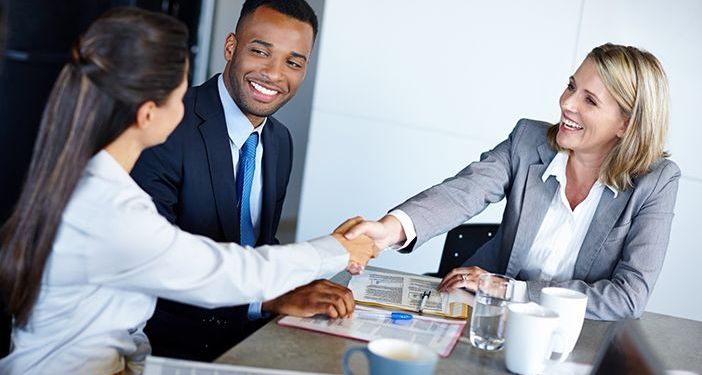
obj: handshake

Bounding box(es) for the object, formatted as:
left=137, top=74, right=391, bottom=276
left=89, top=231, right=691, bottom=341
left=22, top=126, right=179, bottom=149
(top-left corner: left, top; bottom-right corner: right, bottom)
left=331, top=215, right=408, bottom=275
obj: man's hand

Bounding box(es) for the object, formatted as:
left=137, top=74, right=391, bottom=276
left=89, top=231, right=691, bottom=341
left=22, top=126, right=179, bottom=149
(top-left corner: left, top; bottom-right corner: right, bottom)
left=342, top=215, right=406, bottom=251
left=333, top=216, right=379, bottom=274
left=261, top=280, right=355, bottom=319
left=438, top=266, right=490, bottom=292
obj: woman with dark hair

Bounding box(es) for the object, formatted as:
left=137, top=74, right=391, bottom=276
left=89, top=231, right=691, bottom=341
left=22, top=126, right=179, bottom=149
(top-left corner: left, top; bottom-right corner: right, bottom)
left=0, top=8, right=374, bottom=374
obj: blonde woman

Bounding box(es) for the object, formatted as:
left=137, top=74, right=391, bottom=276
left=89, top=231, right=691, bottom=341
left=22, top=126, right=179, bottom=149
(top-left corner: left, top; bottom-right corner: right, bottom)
left=343, top=43, right=678, bottom=320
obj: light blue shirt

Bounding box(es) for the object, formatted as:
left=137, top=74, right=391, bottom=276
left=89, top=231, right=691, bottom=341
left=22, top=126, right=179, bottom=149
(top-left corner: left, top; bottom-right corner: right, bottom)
left=217, top=75, right=269, bottom=320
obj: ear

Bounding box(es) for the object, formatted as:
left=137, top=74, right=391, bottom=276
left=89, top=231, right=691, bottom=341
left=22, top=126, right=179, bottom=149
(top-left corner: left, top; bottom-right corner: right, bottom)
left=616, top=117, right=629, bottom=138
left=224, top=33, right=238, bottom=62
left=135, top=100, right=157, bottom=130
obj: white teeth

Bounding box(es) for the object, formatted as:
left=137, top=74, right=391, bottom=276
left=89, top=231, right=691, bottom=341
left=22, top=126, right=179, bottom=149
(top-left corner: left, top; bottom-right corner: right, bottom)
left=251, top=81, right=278, bottom=96
left=563, top=118, right=583, bottom=130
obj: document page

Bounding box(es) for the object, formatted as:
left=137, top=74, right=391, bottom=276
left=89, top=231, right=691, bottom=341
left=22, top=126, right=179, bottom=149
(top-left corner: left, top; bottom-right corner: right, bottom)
left=348, top=269, right=473, bottom=319
left=278, top=306, right=466, bottom=357
left=144, top=356, right=331, bottom=375
left=361, top=272, right=404, bottom=305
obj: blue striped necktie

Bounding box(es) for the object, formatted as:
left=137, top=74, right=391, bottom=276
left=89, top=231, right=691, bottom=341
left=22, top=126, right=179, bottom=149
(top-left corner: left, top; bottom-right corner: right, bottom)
left=237, top=132, right=259, bottom=247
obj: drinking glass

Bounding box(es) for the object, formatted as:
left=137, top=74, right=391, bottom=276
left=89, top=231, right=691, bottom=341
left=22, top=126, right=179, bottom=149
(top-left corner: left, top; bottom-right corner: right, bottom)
left=469, top=273, right=515, bottom=351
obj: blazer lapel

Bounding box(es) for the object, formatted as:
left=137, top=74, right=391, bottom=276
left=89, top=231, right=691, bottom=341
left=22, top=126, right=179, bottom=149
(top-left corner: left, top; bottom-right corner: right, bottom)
left=196, top=77, right=240, bottom=243
left=506, top=144, right=558, bottom=277
left=573, top=188, right=632, bottom=279
left=258, top=125, right=278, bottom=245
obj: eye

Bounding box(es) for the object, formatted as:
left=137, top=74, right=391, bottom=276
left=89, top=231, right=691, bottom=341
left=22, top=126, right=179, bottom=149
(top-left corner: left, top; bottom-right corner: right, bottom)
left=287, top=60, right=303, bottom=69
left=586, top=96, right=597, bottom=106
left=250, top=48, right=267, bottom=56
left=566, top=82, right=575, bottom=91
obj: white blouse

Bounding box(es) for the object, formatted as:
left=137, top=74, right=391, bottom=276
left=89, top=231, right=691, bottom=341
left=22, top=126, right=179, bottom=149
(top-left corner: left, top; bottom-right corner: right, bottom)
left=0, top=151, right=348, bottom=375
left=521, top=151, right=615, bottom=281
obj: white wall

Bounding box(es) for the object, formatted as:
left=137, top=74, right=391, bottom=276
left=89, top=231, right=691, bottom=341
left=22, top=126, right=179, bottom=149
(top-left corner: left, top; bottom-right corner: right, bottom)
left=298, top=0, right=702, bottom=321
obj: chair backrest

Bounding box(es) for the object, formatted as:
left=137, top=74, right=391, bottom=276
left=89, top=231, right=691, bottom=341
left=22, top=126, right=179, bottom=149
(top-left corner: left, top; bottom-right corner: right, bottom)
left=1, top=306, right=9, bottom=358
left=433, top=223, right=499, bottom=278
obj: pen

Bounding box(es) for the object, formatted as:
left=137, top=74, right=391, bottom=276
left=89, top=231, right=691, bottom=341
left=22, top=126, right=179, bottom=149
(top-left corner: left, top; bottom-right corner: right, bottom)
left=355, top=311, right=414, bottom=321
left=418, top=290, right=431, bottom=313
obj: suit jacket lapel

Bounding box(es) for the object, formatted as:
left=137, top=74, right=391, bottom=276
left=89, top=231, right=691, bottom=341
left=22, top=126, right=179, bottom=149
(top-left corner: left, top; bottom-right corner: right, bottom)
left=258, top=125, right=278, bottom=245
left=573, top=188, right=632, bottom=279
left=196, top=76, right=240, bottom=243
left=506, top=143, right=558, bottom=277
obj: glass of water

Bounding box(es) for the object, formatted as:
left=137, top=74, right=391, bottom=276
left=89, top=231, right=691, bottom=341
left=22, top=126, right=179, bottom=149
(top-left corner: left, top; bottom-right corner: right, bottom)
left=469, top=273, right=515, bottom=351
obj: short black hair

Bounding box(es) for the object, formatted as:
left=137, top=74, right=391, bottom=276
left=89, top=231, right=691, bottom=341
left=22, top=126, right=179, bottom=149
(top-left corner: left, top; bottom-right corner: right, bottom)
left=237, top=0, right=318, bottom=41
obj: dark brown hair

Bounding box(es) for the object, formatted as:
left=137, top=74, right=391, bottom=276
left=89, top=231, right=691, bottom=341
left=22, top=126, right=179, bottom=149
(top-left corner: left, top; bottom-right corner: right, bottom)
left=0, top=7, right=188, bottom=327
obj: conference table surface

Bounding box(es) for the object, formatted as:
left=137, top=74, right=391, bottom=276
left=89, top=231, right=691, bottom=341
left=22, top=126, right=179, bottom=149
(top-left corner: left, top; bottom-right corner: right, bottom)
left=216, top=268, right=702, bottom=374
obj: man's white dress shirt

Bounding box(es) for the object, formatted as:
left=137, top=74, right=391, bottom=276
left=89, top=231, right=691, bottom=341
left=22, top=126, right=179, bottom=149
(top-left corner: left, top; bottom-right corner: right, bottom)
left=217, top=75, right=269, bottom=319
left=218, top=75, right=265, bottom=241
left=0, top=151, right=347, bottom=375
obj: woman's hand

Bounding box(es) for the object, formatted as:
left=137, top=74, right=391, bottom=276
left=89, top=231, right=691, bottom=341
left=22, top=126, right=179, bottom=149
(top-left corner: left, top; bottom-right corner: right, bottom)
left=341, top=215, right=406, bottom=251
left=438, top=266, right=490, bottom=292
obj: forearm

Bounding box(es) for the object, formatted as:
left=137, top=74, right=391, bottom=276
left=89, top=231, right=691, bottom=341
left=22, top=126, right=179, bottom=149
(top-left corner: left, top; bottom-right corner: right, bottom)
left=525, top=278, right=644, bottom=321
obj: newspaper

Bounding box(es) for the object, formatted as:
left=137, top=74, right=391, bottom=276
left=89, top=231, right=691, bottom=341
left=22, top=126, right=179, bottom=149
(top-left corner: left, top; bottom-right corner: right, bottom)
left=278, top=306, right=466, bottom=357
left=143, top=356, right=332, bottom=375
left=347, top=269, right=474, bottom=319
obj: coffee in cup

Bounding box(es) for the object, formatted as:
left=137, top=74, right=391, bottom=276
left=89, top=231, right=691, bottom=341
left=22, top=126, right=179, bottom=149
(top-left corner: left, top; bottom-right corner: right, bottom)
left=342, top=338, right=437, bottom=375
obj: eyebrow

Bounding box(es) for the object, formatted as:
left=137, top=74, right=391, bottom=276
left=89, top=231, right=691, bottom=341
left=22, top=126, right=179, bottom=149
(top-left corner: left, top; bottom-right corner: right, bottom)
left=570, top=76, right=601, bottom=104
left=251, top=39, right=308, bottom=62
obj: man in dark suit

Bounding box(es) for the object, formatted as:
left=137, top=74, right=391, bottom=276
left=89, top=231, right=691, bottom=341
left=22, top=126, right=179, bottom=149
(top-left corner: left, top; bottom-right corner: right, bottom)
left=131, top=0, right=355, bottom=361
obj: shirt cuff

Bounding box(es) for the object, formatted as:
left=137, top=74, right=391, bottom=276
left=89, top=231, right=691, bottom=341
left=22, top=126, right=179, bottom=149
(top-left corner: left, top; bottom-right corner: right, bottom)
left=247, top=301, right=271, bottom=320
left=308, top=235, right=350, bottom=278
left=387, top=209, right=417, bottom=250
left=512, top=280, right=529, bottom=303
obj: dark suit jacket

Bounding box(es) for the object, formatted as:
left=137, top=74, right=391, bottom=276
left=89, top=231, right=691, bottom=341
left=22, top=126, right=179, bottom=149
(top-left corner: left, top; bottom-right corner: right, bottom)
left=131, top=75, right=293, bottom=360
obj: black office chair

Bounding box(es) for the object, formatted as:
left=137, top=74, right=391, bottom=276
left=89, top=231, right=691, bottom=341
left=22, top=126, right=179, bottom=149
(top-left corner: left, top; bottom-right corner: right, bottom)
left=1, top=302, right=9, bottom=358
left=427, top=223, right=499, bottom=278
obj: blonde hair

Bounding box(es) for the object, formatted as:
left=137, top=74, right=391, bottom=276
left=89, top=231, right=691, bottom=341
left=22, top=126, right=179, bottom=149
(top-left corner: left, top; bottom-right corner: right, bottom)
left=547, top=43, right=670, bottom=191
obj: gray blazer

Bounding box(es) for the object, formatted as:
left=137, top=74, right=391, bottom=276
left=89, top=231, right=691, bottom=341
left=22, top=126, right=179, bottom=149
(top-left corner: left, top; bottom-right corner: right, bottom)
left=397, top=119, right=680, bottom=320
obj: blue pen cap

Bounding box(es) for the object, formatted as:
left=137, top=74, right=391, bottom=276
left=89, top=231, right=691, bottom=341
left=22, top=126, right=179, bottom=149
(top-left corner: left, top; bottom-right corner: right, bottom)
left=389, top=312, right=413, bottom=320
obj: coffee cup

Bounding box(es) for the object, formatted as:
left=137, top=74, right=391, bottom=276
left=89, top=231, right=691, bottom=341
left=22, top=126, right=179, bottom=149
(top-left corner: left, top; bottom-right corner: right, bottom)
left=342, top=338, right=438, bottom=375
left=504, top=302, right=565, bottom=375
left=540, top=287, right=588, bottom=360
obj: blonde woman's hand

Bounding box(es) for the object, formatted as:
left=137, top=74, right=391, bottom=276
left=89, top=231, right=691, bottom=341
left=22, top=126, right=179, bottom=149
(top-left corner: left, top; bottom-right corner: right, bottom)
left=438, top=266, right=490, bottom=292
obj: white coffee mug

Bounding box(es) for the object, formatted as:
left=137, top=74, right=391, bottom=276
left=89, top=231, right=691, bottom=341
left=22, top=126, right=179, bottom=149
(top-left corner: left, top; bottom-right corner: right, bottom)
left=504, top=302, right=565, bottom=375
left=540, top=287, right=588, bottom=360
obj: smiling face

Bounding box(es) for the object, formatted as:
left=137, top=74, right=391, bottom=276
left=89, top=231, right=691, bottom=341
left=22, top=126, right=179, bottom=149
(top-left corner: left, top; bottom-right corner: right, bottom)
left=222, top=6, right=314, bottom=126
left=557, top=58, right=629, bottom=161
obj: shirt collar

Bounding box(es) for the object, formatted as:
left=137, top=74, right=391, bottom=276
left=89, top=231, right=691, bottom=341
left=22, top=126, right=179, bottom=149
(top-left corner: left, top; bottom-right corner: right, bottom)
left=217, top=75, right=265, bottom=149
left=542, top=151, right=618, bottom=197
left=87, top=150, right=148, bottom=194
